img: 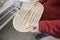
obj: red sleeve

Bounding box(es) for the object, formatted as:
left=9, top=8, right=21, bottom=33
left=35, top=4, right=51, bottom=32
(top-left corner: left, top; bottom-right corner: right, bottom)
left=39, top=0, right=47, bottom=4
left=39, top=20, right=60, bottom=39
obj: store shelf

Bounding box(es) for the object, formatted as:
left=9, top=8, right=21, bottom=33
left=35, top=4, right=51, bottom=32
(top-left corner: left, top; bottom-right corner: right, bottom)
left=0, top=0, right=20, bottom=30
left=0, top=8, right=18, bottom=30
left=0, top=0, right=18, bottom=14
left=0, top=12, right=17, bottom=30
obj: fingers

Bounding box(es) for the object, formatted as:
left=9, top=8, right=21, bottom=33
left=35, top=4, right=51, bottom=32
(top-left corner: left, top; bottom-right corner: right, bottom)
left=34, top=0, right=39, bottom=2
left=29, top=23, right=40, bottom=33
left=29, top=26, right=40, bottom=33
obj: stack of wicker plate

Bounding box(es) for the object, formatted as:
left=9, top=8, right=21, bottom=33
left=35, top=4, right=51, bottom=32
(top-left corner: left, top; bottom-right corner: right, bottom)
left=13, top=2, right=44, bottom=32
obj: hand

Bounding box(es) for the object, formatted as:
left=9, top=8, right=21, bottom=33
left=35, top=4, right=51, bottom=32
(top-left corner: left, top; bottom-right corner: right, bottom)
left=34, top=0, right=39, bottom=2
left=29, top=23, right=40, bottom=33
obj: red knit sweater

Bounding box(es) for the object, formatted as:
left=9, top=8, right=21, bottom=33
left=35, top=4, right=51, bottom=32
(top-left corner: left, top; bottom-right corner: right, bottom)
left=38, top=0, right=60, bottom=39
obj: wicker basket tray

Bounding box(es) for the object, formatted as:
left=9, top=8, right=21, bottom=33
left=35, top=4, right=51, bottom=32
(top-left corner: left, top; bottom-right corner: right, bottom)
left=13, top=2, right=44, bottom=32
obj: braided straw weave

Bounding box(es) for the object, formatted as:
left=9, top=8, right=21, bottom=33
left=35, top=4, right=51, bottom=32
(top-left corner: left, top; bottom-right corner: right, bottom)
left=13, top=2, right=44, bottom=32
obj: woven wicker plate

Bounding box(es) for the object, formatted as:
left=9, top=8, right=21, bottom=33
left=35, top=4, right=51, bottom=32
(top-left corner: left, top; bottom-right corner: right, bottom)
left=13, top=2, right=44, bottom=32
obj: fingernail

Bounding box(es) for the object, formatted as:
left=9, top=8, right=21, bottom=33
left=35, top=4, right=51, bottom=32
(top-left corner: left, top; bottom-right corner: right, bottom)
left=33, top=27, right=36, bottom=30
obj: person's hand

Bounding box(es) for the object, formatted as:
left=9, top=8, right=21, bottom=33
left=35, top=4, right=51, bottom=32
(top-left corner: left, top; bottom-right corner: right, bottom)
left=29, top=23, right=40, bottom=33
left=34, top=0, right=39, bottom=2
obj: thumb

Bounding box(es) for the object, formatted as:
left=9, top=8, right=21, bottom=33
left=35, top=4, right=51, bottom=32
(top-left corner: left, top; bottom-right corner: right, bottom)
left=34, top=0, right=39, bottom=2
left=29, top=23, right=40, bottom=33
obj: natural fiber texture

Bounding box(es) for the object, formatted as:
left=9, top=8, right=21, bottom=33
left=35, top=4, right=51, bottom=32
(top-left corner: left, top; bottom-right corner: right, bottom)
left=13, top=2, right=44, bottom=32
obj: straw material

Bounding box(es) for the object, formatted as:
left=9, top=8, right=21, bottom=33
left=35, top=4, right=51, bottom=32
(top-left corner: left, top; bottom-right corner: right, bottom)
left=13, top=2, right=44, bottom=32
